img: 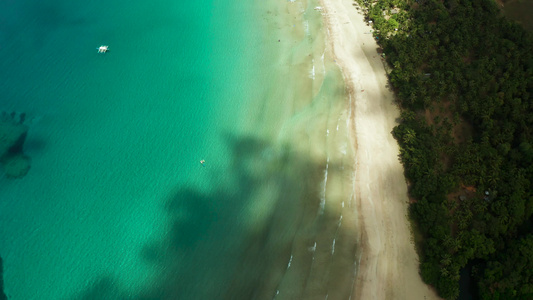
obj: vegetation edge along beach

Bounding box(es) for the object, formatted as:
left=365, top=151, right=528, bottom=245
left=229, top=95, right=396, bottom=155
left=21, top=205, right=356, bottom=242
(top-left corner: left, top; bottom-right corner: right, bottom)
left=353, top=0, right=533, bottom=298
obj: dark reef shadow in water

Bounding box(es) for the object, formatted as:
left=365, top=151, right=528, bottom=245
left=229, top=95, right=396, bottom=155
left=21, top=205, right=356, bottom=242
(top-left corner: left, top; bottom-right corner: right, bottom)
left=22, top=137, right=46, bottom=153
left=1, top=256, right=7, bottom=300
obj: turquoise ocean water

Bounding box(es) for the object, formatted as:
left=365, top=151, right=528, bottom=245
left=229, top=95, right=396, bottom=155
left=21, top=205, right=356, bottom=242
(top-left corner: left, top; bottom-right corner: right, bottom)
left=0, top=0, right=359, bottom=298
left=0, top=0, right=269, bottom=298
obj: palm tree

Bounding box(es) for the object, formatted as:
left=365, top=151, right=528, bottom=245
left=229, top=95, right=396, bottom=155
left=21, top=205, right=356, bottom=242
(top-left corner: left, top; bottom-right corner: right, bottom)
left=441, top=254, right=452, bottom=266
left=440, top=266, right=450, bottom=277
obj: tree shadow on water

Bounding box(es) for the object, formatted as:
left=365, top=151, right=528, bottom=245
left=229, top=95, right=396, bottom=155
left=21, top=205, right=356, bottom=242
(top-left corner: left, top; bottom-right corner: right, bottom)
left=71, top=277, right=129, bottom=300
left=164, top=187, right=217, bottom=252
left=70, top=132, right=343, bottom=300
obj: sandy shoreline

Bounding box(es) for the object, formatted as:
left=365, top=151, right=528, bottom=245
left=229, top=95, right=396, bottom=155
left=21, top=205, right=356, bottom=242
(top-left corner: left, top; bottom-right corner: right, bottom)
left=317, top=0, right=441, bottom=298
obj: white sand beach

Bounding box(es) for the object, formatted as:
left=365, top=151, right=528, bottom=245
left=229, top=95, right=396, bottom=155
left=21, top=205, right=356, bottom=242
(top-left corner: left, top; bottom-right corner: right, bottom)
left=318, top=0, right=441, bottom=298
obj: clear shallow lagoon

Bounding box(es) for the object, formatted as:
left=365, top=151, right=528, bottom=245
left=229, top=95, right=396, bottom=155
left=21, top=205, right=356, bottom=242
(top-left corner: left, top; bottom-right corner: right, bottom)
left=0, top=0, right=358, bottom=298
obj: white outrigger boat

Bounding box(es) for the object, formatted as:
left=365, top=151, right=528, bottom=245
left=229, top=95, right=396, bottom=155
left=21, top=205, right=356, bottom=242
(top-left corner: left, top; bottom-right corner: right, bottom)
left=97, top=45, right=109, bottom=53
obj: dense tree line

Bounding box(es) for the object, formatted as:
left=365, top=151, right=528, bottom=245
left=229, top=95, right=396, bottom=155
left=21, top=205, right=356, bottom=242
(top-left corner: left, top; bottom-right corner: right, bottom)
left=355, top=0, right=533, bottom=298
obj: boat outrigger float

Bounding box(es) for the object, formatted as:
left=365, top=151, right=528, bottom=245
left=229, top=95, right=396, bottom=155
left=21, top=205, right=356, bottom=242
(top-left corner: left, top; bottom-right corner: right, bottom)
left=97, top=45, right=109, bottom=53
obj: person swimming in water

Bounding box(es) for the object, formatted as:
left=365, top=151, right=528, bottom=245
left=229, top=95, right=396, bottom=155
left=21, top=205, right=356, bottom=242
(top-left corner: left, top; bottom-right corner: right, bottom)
left=200, top=160, right=205, bottom=166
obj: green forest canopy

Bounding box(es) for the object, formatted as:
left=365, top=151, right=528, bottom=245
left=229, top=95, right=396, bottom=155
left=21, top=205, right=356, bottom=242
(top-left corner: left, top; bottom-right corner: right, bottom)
left=354, top=0, right=533, bottom=298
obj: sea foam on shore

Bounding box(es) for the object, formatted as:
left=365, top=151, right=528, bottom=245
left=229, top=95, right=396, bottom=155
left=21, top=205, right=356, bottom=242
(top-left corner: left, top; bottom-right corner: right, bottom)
left=219, top=0, right=361, bottom=298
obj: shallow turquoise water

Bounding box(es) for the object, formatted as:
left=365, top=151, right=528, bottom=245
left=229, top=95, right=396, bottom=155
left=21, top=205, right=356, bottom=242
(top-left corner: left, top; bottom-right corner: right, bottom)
left=0, top=0, right=270, bottom=298
left=1, top=0, right=361, bottom=298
